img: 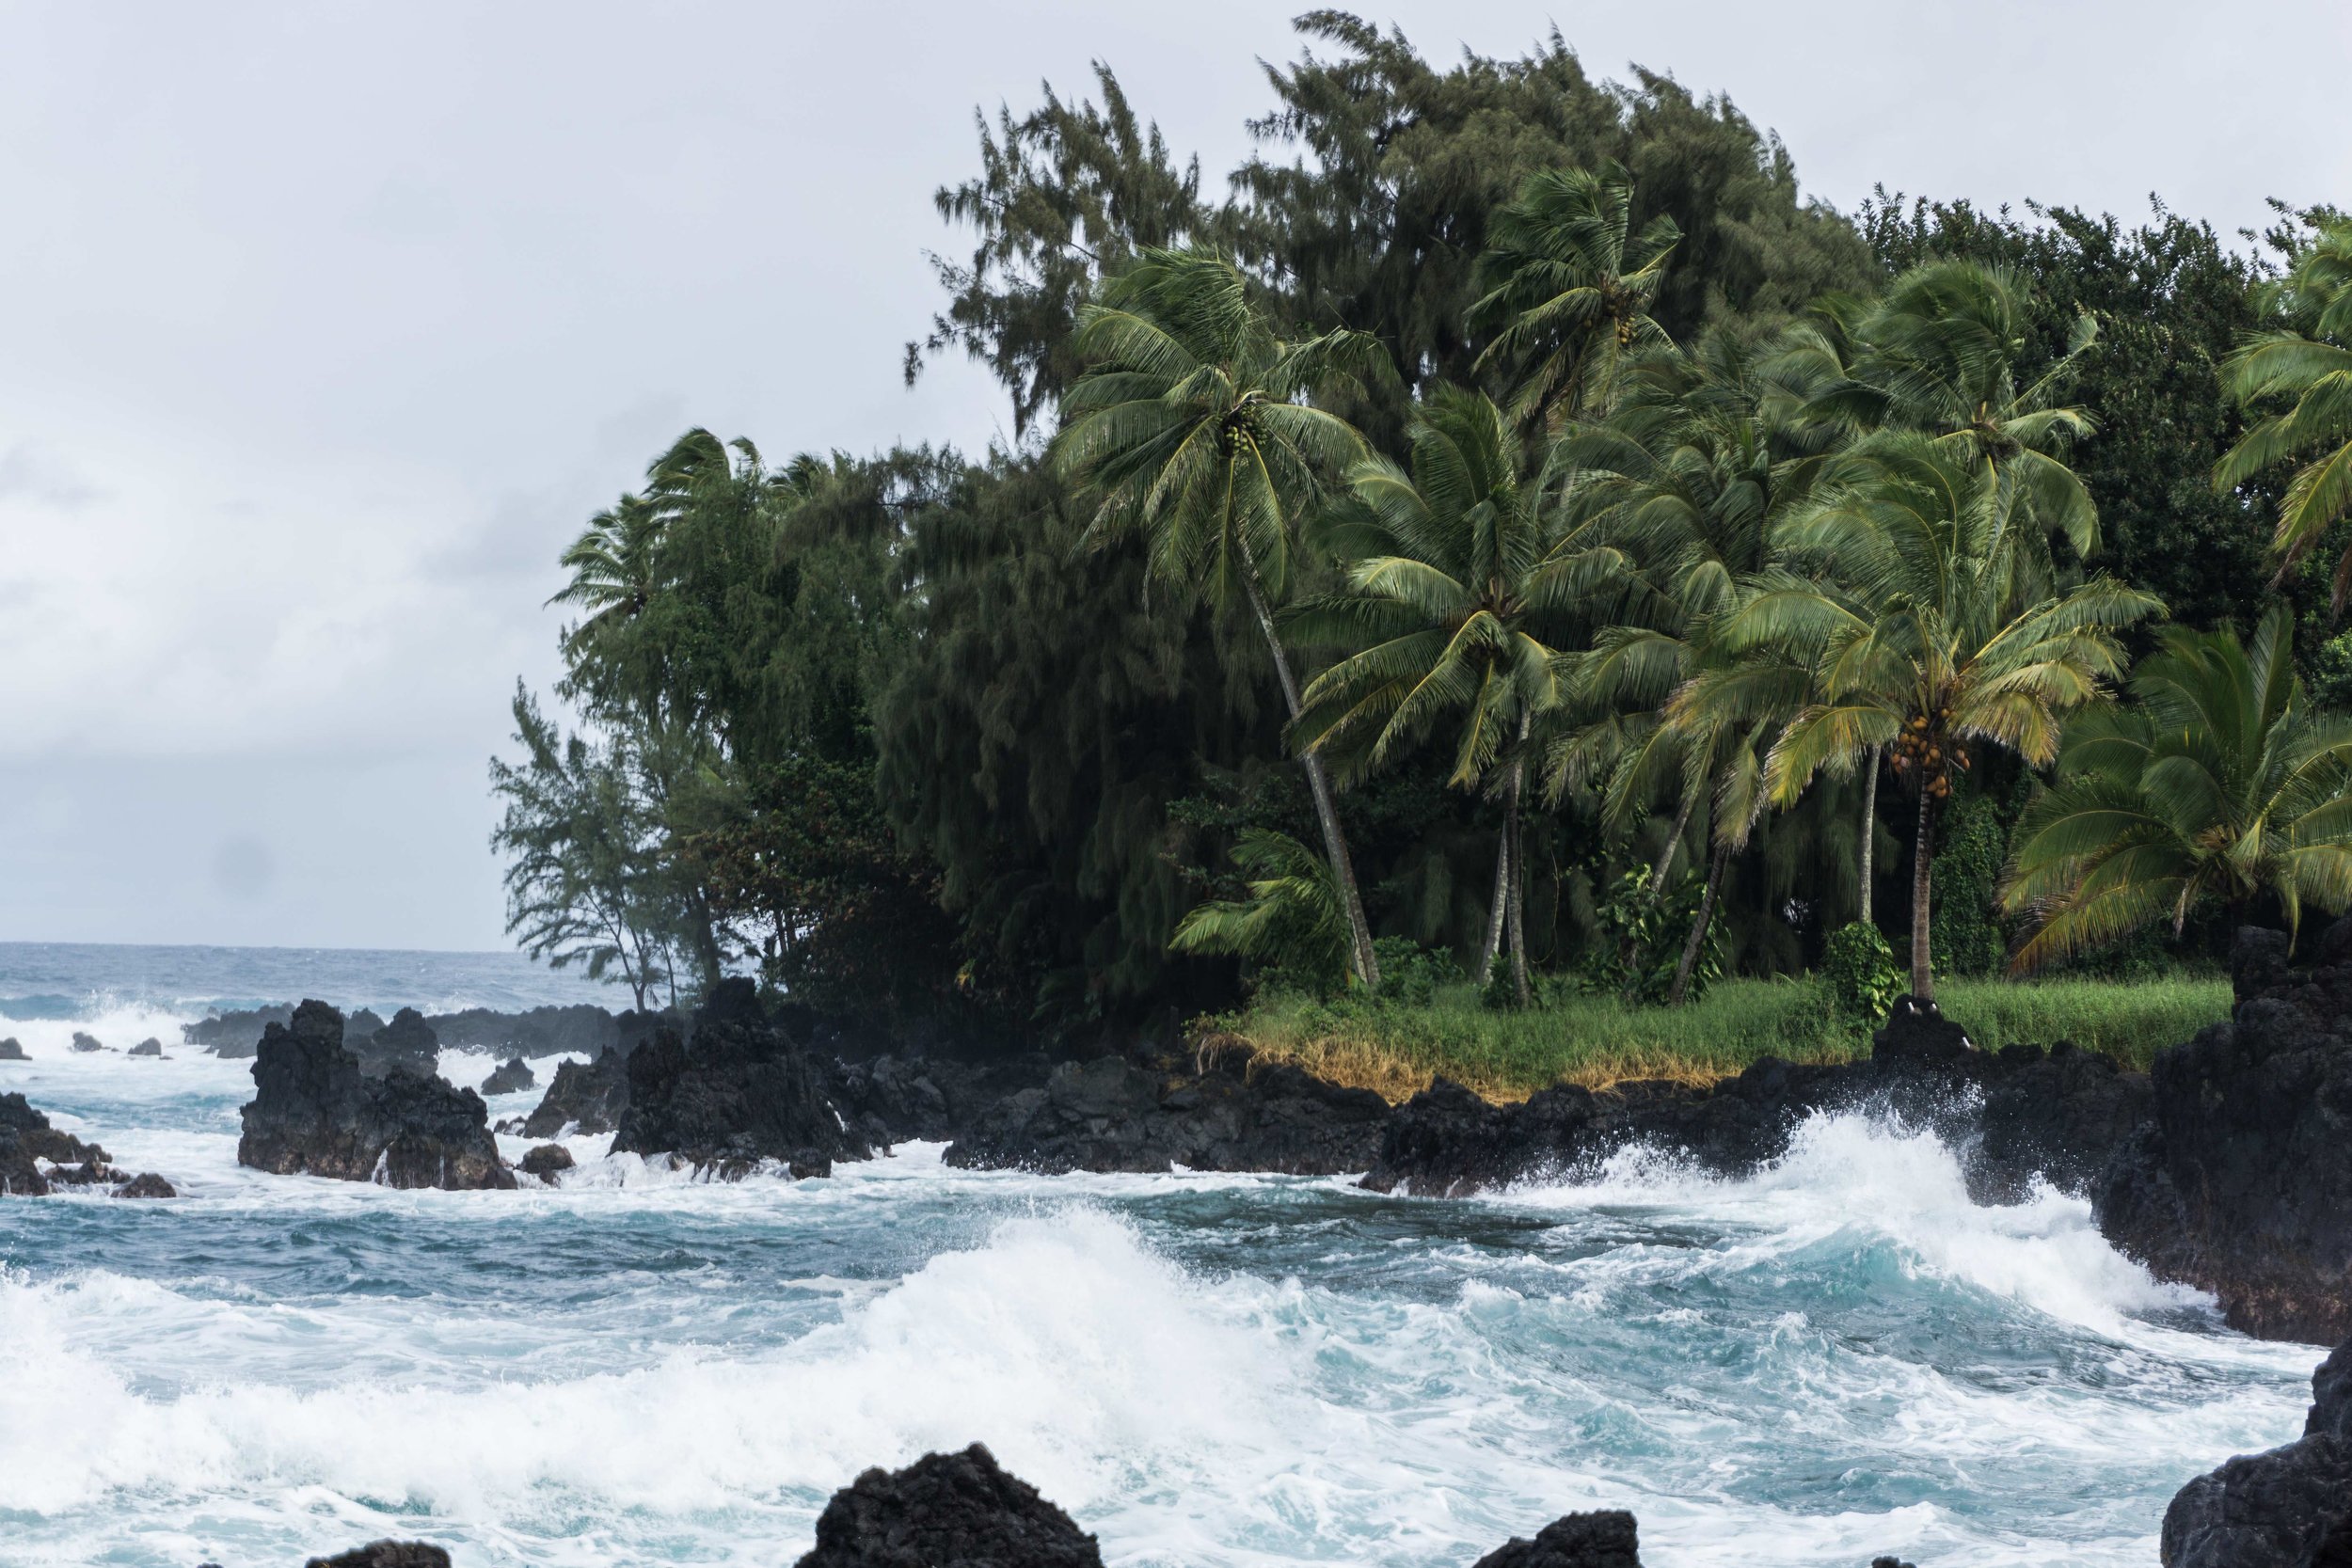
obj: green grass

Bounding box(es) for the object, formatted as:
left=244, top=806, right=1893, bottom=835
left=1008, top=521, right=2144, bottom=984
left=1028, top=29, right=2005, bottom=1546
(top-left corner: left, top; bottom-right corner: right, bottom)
left=1216, top=972, right=2231, bottom=1103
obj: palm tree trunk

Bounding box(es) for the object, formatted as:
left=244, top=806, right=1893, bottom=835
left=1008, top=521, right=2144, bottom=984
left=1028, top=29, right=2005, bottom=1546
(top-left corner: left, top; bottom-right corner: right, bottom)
left=1670, top=838, right=1732, bottom=1006
left=1858, top=745, right=1880, bottom=927
left=1238, top=570, right=1381, bottom=990
left=1479, top=831, right=1508, bottom=982
left=1504, top=752, right=1531, bottom=1008
left=1646, top=786, right=1699, bottom=897
left=1911, top=787, right=1936, bottom=1001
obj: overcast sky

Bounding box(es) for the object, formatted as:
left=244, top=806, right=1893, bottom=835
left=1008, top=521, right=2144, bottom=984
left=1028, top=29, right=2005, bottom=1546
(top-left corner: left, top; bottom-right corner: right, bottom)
left=2, top=0, right=2345, bottom=953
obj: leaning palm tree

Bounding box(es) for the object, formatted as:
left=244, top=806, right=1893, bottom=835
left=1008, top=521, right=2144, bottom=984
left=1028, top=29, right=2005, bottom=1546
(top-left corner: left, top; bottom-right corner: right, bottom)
left=1055, top=247, right=1389, bottom=986
left=550, top=492, right=666, bottom=674
left=2214, top=216, right=2352, bottom=609
left=1470, top=160, right=1680, bottom=426
left=1289, top=386, right=1574, bottom=1006
left=1705, top=434, right=2161, bottom=1000
left=2002, top=605, right=2352, bottom=968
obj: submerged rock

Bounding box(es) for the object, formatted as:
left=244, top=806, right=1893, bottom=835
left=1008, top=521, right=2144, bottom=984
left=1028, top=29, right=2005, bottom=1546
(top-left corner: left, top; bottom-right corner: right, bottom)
left=302, top=1544, right=452, bottom=1568
left=237, top=1000, right=513, bottom=1191
left=2162, top=1335, right=2352, bottom=1567
left=509, top=1046, right=630, bottom=1138
left=70, top=1030, right=106, bottom=1053
left=519, top=1143, right=574, bottom=1180
left=793, top=1443, right=1102, bottom=1568
left=2097, top=925, right=2352, bottom=1343
left=1361, top=995, right=2149, bottom=1202
left=0, top=1037, right=24, bottom=1060
left=114, top=1171, right=176, bottom=1198
left=1, top=1092, right=172, bottom=1196
left=129, top=1037, right=164, bottom=1057
left=1470, top=1510, right=1643, bottom=1568
left=480, top=1055, right=536, bottom=1097
left=613, top=980, right=866, bottom=1178
left=944, top=1046, right=1390, bottom=1176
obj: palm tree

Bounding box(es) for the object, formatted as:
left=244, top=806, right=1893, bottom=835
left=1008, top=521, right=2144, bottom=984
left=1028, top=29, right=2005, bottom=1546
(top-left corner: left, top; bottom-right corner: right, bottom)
left=1168, top=830, right=1348, bottom=984
left=1055, top=247, right=1390, bottom=986
left=550, top=492, right=666, bottom=674
left=1797, top=261, right=2103, bottom=593
left=1708, top=435, right=2161, bottom=999
left=2215, top=217, right=2352, bottom=609
left=1470, top=161, right=1680, bottom=426
left=2002, top=605, right=2352, bottom=967
left=1288, top=386, right=1573, bottom=1006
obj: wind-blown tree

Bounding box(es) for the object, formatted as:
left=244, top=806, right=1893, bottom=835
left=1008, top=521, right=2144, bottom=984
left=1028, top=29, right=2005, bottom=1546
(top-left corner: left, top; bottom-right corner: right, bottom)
left=1470, top=161, right=1680, bottom=425
left=2215, top=216, right=2352, bottom=609
left=1168, top=829, right=1348, bottom=985
left=1794, top=261, right=2103, bottom=596
left=1712, top=435, right=2160, bottom=999
left=1288, top=386, right=1574, bottom=1005
left=2002, top=606, right=2352, bottom=967
left=549, top=493, right=665, bottom=676
left=1055, top=247, right=1390, bottom=986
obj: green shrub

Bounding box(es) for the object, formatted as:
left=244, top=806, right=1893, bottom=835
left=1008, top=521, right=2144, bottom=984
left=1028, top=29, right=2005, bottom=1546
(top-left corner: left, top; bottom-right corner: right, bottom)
left=1822, top=922, right=1904, bottom=1021
left=1374, top=936, right=1460, bottom=1006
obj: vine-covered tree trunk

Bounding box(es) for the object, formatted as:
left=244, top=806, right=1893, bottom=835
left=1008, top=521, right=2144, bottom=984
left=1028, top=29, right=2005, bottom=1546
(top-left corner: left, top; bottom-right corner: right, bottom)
left=1911, top=787, right=1936, bottom=1000
left=1670, top=838, right=1731, bottom=1006
left=1241, top=571, right=1381, bottom=990
left=1858, top=745, right=1880, bottom=927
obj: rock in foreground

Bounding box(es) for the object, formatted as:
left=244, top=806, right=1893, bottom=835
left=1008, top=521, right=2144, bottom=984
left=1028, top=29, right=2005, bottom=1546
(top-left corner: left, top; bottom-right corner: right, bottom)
left=2162, top=1336, right=2352, bottom=1567
left=793, top=1444, right=1102, bottom=1568
left=612, top=980, right=866, bottom=1177
left=238, top=1001, right=513, bottom=1190
left=1, top=1093, right=175, bottom=1196
left=1470, top=1509, right=1643, bottom=1568
left=2099, top=925, right=2352, bottom=1343
left=302, top=1544, right=452, bottom=1568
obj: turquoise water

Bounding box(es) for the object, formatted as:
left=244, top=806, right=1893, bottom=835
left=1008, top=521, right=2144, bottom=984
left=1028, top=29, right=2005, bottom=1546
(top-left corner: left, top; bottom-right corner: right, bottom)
left=0, top=947, right=2317, bottom=1567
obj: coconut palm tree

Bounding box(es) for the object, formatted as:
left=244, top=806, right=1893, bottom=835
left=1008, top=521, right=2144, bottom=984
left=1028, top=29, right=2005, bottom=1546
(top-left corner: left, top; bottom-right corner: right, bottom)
left=1288, top=386, right=1575, bottom=1005
left=1055, top=247, right=1390, bottom=986
left=2002, top=605, right=2352, bottom=967
left=1706, top=434, right=2161, bottom=999
left=1470, top=160, right=1680, bottom=426
left=1799, top=261, right=2103, bottom=594
left=550, top=492, right=666, bottom=673
left=2214, top=216, right=2352, bottom=609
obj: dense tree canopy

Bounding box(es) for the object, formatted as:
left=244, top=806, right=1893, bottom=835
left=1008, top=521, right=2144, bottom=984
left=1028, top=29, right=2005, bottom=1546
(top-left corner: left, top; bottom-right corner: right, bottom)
left=493, top=11, right=2344, bottom=1032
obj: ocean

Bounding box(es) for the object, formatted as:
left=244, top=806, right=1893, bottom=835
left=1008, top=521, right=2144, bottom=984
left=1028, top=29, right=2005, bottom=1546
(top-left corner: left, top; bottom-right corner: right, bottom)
left=0, top=943, right=2317, bottom=1566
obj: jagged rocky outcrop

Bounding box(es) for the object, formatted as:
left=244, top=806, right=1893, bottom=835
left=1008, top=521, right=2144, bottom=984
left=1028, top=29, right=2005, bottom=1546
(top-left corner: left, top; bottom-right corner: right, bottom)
left=350, top=1006, right=438, bottom=1078
left=480, top=1056, right=535, bottom=1096
left=506, top=1047, right=631, bottom=1138
left=1362, top=997, right=2149, bottom=1200
left=1, top=1093, right=174, bottom=1196
left=826, top=1051, right=1051, bottom=1148
left=302, top=1544, right=451, bottom=1568
left=612, top=980, right=867, bottom=1178
left=2097, top=925, right=2352, bottom=1344
left=237, top=1001, right=513, bottom=1190
left=1470, top=1510, right=1642, bottom=1568
left=343, top=1007, right=389, bottom=1044
left=425, top=1003, right=663, bottom=1059
left=2162, top=1337, right=2352, bottom=1567
left=0, top=1037, right=24, bottom=1060
left=944, top=1045, right=1391, bottom=1176
left=793, top=1444, right=1102, bottom=1568
left=183, top=1004, right=294, bottom=1057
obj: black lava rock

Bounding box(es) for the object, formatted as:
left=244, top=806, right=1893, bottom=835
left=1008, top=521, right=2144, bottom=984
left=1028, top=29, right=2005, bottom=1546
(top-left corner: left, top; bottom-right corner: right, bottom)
left=511, top=1046, right=631, bottom=1139
left=1361, top=996, right=2150, bottom=1202
left=793, top=1443, right=1101, bottom=1568
left=351, top=1006, right=438, bottom=1078
left=303, top=1544, right=452, bottom=1568
left=70, top=1030, right=106, bottom=1053
left=237, top=1001, right=513, bottom=1191
left=424, top=1003, right=664, bottom=1059
left=519, top=1143, right=575, bottom=1180
left=944, top=1045, right=1391, bottom=1176
left=2162, top=1337, right=2352, bottom=1567
left=480, top=1056, right=536, bottom=1097
left=0, top=1037, right=24, bottom=1060
left=129, top=1037, right=164, bottom=1057
left=1470, top=1510, right=1643, bottom=1568
left=612, top=980, right=866, bottom=1178
left=2097, top=924, right=2352, bottom=1343
left=2, top=1093, right=170, bottom=1197
left=183, top=1004, right=294, bottom=1058
left=114, top=1171, right=176, bottom=1198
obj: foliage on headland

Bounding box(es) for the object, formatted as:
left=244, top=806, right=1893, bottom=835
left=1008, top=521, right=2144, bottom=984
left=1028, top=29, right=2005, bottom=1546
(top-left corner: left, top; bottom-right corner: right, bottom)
left=490, top=11, right=2351, bottom=1045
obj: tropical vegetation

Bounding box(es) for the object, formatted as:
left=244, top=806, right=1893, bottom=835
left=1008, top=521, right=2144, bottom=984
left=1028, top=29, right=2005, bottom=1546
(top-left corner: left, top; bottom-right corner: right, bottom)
left=488, top=13, right=2349, bottom=1072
